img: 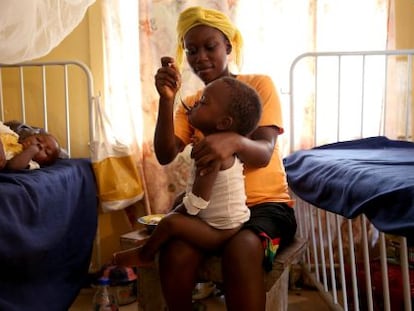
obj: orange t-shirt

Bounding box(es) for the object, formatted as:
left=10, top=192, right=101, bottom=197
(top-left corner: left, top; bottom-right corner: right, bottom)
left=174, top=74, right=293, bottom=207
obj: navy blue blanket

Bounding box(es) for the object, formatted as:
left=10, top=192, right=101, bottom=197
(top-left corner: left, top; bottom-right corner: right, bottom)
left=284, top=137, right=414, bottom=244
left=0, top=158, right=98, bottom=311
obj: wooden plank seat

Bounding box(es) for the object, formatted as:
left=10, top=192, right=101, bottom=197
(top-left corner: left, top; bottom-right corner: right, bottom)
left=137, top=236, right=307, bottom=311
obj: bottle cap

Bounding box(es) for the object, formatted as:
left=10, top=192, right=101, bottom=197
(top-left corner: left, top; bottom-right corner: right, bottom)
left=98, top=277, right=110, bottom=286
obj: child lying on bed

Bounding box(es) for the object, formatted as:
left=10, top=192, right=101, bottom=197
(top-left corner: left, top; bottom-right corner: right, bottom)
left=113, top=76, right=262, bottom=267
left=0, top=121, right=61, bottom=170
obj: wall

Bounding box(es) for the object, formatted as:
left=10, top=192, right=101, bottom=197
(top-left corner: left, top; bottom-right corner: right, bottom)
left=394, top=0, right=414, bottom=138
left=395, top=0, right=414, bottom=49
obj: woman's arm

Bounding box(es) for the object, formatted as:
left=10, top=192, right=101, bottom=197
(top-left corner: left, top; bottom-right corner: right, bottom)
left=153, top=57, right=185, bottom=164
left=191, top=126, right=278, bottom=172
left=153, top=96, right=184, bottom=164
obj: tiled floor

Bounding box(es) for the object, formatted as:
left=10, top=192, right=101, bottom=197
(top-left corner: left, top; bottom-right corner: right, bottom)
left=69, top=286, right=329, bottom=310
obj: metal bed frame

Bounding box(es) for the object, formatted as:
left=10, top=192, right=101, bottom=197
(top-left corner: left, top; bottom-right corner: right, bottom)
left=0, top=61, right=102, bottom=269
left=0, top=61, right=95, bottom=157
left=288, top=49, right=414, bottom=311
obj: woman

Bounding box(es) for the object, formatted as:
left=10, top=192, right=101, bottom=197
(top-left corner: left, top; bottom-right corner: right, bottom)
left=153, top=6, right=297, bottom=311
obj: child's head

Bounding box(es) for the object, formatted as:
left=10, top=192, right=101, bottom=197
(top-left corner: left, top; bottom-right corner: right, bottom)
left=188, top=76, right=262, bottom=136
left=20, top=133, right=60, bottom=166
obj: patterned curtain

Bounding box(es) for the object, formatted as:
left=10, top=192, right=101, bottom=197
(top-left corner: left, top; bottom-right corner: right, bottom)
left=138, top=0, right=238, bottom=214
left=101, top=0, right=390, bottom=215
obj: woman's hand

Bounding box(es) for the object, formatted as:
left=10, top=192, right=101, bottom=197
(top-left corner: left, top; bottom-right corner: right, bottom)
left=154, top=56, right=181, bottom=102
left=191, top=132, right=240, bottom=175
left=0, top=140, right=6, bottom=170
left=191, top=126, right=278, bottom=175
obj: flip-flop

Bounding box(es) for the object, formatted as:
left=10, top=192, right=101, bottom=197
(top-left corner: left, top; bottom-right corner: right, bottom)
left=192, top=281, right=216, bottom=300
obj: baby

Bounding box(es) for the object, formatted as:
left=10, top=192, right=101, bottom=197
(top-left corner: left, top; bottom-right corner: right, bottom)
left=0, top=121, right=60, bottom=170
left=113, top=76, right=262, bottom=267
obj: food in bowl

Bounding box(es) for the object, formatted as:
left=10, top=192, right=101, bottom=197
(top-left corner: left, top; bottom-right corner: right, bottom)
left=138, top=214, right=165, bottom=233
left=147, top=216, right=162, bottom=225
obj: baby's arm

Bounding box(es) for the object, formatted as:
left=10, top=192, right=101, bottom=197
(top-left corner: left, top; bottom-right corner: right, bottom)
left=6, top=145, right=39, bottom=170
left=183, top=159, right=221, bottom=215
left=192, top=159, right=221, bottom=200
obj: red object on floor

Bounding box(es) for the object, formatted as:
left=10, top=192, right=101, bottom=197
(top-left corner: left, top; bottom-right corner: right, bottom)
left=345, top=259, right=414, bottom=311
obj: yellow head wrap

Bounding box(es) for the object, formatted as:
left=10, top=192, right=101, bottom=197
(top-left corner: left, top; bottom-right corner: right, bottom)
left=176, top=6, right=243, bottom=71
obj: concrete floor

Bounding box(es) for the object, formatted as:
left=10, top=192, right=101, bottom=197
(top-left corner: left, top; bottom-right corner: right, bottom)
left=70, top=286, right=330, bottom=311
left=287, top=288, right=330, bottom=311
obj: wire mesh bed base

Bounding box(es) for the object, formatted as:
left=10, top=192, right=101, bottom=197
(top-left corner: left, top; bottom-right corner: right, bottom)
left=286, top=49, right=414, bottom=311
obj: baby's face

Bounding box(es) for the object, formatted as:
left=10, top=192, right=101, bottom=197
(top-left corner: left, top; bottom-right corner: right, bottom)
left=21, top=134, right=60, bottom=165
left=187, top=80, right=229, bottom=134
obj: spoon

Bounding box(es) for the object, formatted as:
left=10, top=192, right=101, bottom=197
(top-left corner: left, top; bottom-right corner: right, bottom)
left=179, top=95, right=191, bottom=112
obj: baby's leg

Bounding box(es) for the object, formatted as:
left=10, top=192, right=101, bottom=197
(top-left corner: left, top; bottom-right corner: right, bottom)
left=140, top=212, right=241, bottom=260
left=114, top=213, right=241, bottom=267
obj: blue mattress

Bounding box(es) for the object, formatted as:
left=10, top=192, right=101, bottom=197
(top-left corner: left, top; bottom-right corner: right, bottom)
left=284, top=136, right=414, bottom=244
left=0, top=158, right=98, bottom=311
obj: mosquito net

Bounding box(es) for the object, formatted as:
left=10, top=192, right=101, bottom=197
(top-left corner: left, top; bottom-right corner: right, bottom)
left=0, top=0, right=95, bottom=64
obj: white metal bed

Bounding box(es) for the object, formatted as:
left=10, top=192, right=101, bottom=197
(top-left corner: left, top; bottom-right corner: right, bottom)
left=286, top=50, right=414, bottom=311
left=0, top=60, right=95, bottom=157
left=0, top=61, right=98, bottom=310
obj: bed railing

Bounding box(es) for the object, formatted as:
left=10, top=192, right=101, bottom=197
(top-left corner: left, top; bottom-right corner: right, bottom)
left=0, top=60, right=95, bottom=158
left=294, top=197, right=413, bottom=311
left=288, top=50, right=414, bottom=311
left=289, top=49, right=414, bottom=151
left=0, top=60, right=101, bottom=268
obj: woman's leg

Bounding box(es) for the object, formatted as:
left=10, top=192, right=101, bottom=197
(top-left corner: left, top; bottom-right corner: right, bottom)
left=158, top=239, right=204, bottom=311
left=222, top=228, right=266, bottom=311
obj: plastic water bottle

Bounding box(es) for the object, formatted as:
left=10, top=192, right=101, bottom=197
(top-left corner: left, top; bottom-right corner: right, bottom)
left=92, top=277, right=119, bottom=311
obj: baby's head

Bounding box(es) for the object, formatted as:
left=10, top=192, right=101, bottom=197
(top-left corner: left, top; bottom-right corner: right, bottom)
left=20, top=133, right=60, bottom=166
left=188, top=77, right=262, bottom=136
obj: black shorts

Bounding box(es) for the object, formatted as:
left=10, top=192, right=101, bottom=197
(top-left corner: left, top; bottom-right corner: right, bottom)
left=242, top=202, right=297, bottom=271
left=243, top=202, right=297, bottom=248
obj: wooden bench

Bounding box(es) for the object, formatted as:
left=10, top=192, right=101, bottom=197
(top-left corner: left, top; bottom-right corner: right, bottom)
left=137, top=236, right=307, bottom=311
